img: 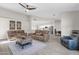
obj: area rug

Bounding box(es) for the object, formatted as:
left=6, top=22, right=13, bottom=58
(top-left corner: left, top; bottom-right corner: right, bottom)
left=7, top=40, right=46, bottom=55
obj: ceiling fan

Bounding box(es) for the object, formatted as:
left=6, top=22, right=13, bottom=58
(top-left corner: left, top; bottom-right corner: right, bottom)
left=19, top=3, right=36, bottom=11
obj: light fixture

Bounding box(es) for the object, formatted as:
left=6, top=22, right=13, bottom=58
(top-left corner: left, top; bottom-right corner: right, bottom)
left=25, top=9, right=29, bottom=12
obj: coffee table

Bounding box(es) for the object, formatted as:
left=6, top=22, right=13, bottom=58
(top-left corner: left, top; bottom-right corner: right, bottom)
left=16, top=36, right=32, bottom=49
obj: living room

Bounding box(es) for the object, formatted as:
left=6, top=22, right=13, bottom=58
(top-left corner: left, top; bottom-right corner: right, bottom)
left=0, top=3, right=79, bottom=55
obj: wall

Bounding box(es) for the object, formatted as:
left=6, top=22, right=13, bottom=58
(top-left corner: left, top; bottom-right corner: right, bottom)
left=0, top=7, right=31, bottom=39
left=61, top=11, right=79, bottom=36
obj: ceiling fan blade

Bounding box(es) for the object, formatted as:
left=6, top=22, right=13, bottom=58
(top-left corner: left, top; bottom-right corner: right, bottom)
left=27, top=8, right=36, bottom=10
left=19, top=3, right=26, bottom=8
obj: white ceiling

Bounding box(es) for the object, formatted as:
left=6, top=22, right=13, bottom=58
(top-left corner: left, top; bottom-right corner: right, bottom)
left=0, top=3, right=79, bottom=19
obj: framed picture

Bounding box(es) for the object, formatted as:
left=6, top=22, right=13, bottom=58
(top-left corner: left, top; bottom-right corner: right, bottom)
left=10, top=21, right=15, bottom=30
left=17, top=21, right=21, bottom=29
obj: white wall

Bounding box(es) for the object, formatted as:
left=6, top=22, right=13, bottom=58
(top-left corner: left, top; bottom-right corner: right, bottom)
left=0, top=7, right=31, bottom=39
left=61, top=11, right=79, bottom=36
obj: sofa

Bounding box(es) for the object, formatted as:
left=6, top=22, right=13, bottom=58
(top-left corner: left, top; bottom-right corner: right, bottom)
left=31, top=30, right=49, bottom=42
left=7, top=30, right=27, bottom=40
left=60, top=36, right=79, bottom=50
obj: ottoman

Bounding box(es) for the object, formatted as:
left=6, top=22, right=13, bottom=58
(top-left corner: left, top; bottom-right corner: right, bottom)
left=16, top=37, right=32, bottom=49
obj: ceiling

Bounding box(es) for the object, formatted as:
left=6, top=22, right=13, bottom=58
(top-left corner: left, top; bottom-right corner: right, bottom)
left=0, top=3, right=79, bottom=19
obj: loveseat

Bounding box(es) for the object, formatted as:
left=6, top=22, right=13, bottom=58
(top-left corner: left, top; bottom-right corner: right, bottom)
left=31, top=30, right=49, bottom=42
